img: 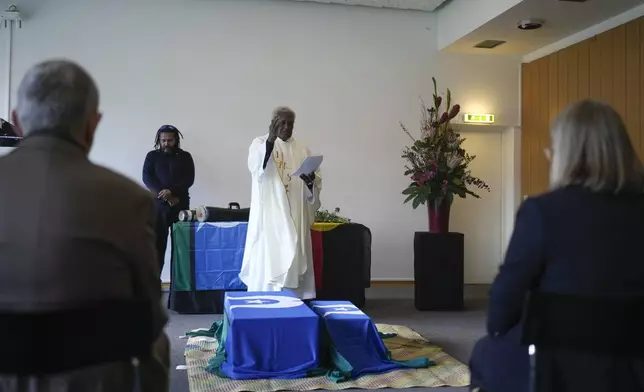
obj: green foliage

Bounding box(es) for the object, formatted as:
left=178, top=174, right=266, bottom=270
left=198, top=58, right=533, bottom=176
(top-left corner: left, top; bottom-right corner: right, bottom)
left=315, top=207, right=351, bottom=223
left=400, top=78, right=490, bottom=209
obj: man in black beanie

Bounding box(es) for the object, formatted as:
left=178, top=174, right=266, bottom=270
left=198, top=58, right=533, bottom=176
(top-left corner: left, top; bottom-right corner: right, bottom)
left=142, top=125, right=195, bottom=274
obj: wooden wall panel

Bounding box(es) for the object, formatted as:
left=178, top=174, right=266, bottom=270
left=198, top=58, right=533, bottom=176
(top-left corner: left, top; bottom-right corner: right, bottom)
left=613, top=26, right=627, bottom=120
left=626, top=20, right=641, bottom=158
left=521, top=16, right=644, bottom=197
left=558, top=50, right=569, bottom=110
left=566, top=45, right=579, bottom=105
left=548, top=55, right=560, bottom=125
left=589, top=37, right=602, bottom=99
left=537, top=59, right=550, bottom=193
left=528, top=62, right=538, bottom=194
left=521, top=64, right=531, bottom=199
left=577, top=41, right=590, bottom=99
left=641, top=17, right=644, bottom=157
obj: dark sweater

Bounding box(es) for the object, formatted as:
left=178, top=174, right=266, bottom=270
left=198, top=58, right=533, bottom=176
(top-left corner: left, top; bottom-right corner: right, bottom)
left=142, top=149, right=195, bottom=205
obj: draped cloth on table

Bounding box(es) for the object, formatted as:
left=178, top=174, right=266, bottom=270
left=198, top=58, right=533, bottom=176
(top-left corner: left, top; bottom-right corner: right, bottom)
left=206, top=292, right=323, bottom=380
left=239, top=135, right=322, bottom=300
left=311, top=223, right=342, bottom=291
left=310, top=301, right=433, bottom=382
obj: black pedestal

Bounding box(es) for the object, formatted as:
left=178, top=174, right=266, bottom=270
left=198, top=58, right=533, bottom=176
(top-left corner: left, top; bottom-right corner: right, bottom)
left=414, top=232, right=464, bottom=311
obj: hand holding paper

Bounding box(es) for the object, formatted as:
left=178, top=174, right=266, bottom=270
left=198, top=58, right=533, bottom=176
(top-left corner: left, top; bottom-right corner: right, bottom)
left=292, top=155, right=323, bottom=177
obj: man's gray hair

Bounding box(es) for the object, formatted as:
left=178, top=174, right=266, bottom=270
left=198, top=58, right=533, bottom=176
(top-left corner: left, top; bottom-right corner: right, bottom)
left=549, top=99, right=644, bottom=193
left=272, top=106, right=296, bottom=120
left=15, top=59, right=99, bottom=136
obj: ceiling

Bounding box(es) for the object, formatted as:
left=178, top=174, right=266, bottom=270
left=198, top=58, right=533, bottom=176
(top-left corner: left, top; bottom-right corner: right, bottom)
left=289, top=0, right=448, bottom=12
left=444, top=0, right=644, bottom=55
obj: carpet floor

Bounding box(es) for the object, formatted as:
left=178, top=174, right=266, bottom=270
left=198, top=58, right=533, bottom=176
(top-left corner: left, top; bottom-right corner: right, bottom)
left=165, top=285, right=488, bottom=392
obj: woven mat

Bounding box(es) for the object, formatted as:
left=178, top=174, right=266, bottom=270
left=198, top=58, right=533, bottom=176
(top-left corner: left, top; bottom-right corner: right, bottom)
left=184, top=323, right=470, bottom=391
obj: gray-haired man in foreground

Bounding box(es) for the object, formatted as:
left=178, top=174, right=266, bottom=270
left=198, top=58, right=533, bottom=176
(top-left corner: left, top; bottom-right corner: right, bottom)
left=0, top=60, right=169, bottom=391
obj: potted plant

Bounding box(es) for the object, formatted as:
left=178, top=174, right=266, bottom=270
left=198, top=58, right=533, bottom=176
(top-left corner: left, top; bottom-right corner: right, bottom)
left=315, top=207, right=351, bottom=224
left=400, top=78, right=490, bottom=233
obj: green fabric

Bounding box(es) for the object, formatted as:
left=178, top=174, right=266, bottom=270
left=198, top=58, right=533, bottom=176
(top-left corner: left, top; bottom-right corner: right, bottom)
left=391, top=356, right=434, bottom=368
left=205, top=315, right=229, bottom=377
left=326, top=348, right=354, bottom=382
left=172, top=222, right=192, bottom=291
left=380, top=332, right=435, bottom=369
left=186, top=323, right=219, bottom=338
left=326, top=331, right=434, bottom=383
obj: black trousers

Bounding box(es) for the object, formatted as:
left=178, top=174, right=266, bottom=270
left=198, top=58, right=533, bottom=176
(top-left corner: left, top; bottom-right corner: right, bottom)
left=469, top=326, right=529, bottom=392
left=154, top=201, right=188, bottom=274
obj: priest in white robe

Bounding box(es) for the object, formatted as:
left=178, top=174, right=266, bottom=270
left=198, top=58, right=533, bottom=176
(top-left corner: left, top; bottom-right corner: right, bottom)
left=239, top=106, right=322, bottom=299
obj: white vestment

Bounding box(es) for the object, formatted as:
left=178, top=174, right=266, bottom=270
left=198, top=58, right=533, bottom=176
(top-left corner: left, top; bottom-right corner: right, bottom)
left=239, top=134, right=322, bottom=299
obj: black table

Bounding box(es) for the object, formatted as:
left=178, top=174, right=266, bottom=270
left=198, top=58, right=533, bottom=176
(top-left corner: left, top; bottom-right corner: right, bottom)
left=168, top=222, right=372, bottom=313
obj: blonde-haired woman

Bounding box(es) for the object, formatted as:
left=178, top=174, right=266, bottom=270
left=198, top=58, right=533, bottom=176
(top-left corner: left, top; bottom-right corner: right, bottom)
left=469, top=100, right=644, bottom=392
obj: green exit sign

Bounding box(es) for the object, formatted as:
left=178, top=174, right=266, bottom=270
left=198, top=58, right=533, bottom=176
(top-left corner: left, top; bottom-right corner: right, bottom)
left=463, top=114, right=495, bottom=124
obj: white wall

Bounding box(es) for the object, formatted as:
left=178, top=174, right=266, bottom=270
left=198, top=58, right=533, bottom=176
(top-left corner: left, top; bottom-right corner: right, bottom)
left=501, top=126, right=521, bottom=260
left=0, top=20, right=6, bottom=119
left=450, top=129, right=503, bottom=284
left=1, top=0, right=521, bottom=281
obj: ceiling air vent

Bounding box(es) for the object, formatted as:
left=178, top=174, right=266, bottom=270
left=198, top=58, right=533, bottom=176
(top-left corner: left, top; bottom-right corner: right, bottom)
left=474, top=40, right=506, bottom=49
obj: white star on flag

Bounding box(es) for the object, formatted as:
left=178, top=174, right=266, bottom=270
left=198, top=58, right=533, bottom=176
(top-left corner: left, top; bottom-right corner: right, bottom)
left=244, top=299, right=267, bottom=304
left=311, top=303, right=365, bottom=318
left=229, top=295, right=303, bottom=310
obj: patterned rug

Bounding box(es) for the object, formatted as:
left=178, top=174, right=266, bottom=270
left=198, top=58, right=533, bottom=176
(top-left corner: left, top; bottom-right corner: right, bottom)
left=184, top=323, right=471, bottom=391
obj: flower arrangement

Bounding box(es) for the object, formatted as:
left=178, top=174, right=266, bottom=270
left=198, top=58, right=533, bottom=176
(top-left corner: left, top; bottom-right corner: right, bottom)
left=315, top=207, right=351, bottom=224
left=400, top=78, right=490, bottom=211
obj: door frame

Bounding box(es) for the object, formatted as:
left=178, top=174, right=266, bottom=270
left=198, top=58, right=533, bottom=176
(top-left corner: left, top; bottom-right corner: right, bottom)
left=459, top=124, right=522, bottom=279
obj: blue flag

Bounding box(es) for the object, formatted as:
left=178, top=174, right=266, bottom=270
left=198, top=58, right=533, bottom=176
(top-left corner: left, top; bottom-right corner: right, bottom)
left=193, top=222, right=248, bottom=291
left=309, top=301, right=433, bottom=382
left=211, top=291, right=323, bottom=380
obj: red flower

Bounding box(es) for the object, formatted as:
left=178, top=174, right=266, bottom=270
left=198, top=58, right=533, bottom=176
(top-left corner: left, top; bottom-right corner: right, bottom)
left=412, top=171, right=436, bottom=186
left=441, top=179, right=448, bottom=194
left=438, top=112, right=449, bottom=124
left=448, top=104, right=461, bottom=119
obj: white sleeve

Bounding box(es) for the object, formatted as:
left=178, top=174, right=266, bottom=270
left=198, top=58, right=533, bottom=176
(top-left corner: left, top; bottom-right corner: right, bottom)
left=248, top=139, right=268, bottom=181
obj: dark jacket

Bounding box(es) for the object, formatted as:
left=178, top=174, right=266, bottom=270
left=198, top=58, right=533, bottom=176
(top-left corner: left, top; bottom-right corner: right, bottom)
left=142, top=148, right=195, bottom=205
left=489, top=186, right=644, bottom=334
left=0, top=135, right=169, bottom=391
left=471, top=185, right=644, bottom=392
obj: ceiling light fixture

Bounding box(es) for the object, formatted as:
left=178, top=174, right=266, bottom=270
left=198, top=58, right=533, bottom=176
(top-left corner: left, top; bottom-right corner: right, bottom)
left=517, top=19, right=544, bottom=30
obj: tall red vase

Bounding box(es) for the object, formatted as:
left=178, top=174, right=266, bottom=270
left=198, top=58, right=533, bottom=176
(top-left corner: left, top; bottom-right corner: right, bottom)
left=427, top=199, right=451, bottom=233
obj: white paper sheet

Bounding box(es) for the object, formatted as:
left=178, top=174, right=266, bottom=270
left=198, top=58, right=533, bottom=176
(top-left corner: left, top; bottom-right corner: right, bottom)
left=292, top=155, right=323, bottom=177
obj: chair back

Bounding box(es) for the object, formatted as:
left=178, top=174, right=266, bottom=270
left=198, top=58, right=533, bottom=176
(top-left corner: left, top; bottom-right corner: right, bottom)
left=0, top=299, right=155, bottom=375
left=523, top=292, right=644, bottom=392
left=522, top=291, right=644, bottom=355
